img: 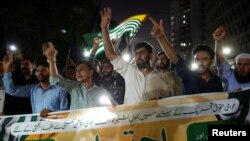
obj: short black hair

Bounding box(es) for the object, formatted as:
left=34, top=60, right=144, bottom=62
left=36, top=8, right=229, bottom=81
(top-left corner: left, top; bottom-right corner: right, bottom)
left=193, top=44, right=215, bottom=59
left=22, top=57, right=35, bottom=64
left=133, top=41, right=153, bottom=53
left=76, top=59, right=93, bottom=70
left=36, top=61, right=49, bottom=68
left=101, top=59, right=112, bottom=65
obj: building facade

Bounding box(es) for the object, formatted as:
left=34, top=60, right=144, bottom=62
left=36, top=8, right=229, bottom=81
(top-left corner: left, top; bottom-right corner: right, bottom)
left=170, top=0, right=249, bottom=65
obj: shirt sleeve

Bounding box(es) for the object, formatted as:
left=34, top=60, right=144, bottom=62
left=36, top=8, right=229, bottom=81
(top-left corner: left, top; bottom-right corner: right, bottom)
left=58, top=88, right=69, bottom=111
left=171, top=57, right=199, bottom=94
left=216, top=61, right=233, bottom=80
left=169, top=71, right=184, bottom=96
left=171, top=57, right=191, bottom=79
left=2, top=72, right=33, bottom=97
left=110, top=56, right=136, bottom=76
left=50, top=75, right=78, bottom=92
left=214, top=75, right=224, bottom=92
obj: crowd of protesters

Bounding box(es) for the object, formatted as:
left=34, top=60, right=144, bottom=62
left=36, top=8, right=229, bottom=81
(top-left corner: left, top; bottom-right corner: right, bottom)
left=0, top=7, right=249, bottom=117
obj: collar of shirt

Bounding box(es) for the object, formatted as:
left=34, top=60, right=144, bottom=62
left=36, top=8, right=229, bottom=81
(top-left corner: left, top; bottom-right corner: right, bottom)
left=81, top=84, right=98, bottom=92
left=37, top=84, right=55, bottom=91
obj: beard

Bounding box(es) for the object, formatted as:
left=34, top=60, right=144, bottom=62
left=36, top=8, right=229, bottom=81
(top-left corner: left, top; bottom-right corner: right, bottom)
left=158, top=62, right=170, bottom=70
left=136, top=60, right=151, bottom=69
left=235, top=71, right=250, bottom=83
left=102, top=71, right=113, bottom=79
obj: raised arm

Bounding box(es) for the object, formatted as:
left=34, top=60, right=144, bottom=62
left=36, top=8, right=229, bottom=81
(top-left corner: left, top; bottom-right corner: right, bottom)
left=43, top=42, right=59, bottom=77
left=149, top=17, right=178, bottom=64
left=43, top=42, right=77, bottom=91
left=2, top=52, right=31, bottom=97
left=100, top=7, right=118, bottom=60
left=89, top=37, right=100, bottom=63
left=213, top=26, right=226, bottom=64
left=2, top=51, right=13, bottom=73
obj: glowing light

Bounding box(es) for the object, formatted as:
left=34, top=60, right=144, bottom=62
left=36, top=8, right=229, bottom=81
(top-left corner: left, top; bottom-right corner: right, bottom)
left=60, top=29, right=67, bottom=34
left=99, top=95, right=112, bottom=106
left=223, top=47, right=231, bottom=55
left=180, top=43, right=187, bottom=46
left=83, top=49, right=91, bottom=57
left=191, top=63, right=198, bottom=70
left=9, top=45, right=17, bottom=51
left=83, top=107, right=117, bottom=121
left=122, top=53, right=131, bottom=62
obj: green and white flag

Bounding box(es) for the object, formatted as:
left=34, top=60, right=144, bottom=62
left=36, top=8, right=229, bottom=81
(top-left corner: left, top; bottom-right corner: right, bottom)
left=83, top=14, right=148, bottom=56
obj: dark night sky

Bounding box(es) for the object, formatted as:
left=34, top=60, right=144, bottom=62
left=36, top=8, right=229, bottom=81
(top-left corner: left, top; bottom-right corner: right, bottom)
left=102, top=0, right=170, bottom=52
left=102, top=0, right=169, bottom=21
left=0, top=0, right=170, bottom=61
left=0, top=0, right=100, bottom=61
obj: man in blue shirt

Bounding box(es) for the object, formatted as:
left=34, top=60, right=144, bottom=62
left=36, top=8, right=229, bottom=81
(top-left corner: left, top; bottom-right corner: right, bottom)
left=2, top=53, right=68, bottom=114
left=213, top=26, right=250, bottom=92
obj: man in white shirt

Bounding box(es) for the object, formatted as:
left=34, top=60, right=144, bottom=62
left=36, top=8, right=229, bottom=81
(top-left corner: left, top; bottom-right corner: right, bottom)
left=100, top=7, right=183, bottom=104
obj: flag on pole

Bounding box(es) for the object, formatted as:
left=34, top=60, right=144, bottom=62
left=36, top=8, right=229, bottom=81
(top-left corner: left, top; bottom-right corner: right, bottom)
left=83, top=14, right=148, bottom=56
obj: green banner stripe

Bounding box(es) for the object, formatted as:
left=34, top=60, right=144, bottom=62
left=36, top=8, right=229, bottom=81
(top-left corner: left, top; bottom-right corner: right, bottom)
left=0, top=117, right=14, bottom=140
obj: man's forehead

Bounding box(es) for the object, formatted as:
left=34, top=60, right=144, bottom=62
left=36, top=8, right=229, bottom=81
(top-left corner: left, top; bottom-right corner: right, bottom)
left=76, top=63, right=89, bottom=69
left=22, top=60, right=32, bottom=63
left=102, top=62, right=112, bottom=66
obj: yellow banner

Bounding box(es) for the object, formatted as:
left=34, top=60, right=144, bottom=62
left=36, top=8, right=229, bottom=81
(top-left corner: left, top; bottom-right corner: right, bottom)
left=1, top=90, right=250, bottom=141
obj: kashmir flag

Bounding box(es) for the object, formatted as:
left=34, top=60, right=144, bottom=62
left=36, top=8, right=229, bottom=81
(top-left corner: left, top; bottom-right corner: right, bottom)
left=82, top=14, right=148, bottom=56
